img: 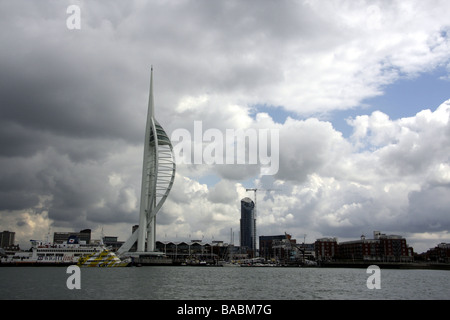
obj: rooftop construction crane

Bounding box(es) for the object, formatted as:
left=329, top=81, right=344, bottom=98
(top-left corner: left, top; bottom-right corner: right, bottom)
left=245, top=188, right=281, bottom=219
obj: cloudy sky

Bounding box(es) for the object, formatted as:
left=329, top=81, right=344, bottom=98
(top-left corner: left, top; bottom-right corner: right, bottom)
left=1, top=0, right=450, bottom=253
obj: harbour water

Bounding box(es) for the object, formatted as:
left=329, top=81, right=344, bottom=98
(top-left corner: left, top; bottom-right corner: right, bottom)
left=0, top=266, right=448, bottom=300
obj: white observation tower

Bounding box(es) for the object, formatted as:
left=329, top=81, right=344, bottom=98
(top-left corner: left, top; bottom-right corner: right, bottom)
left=118, top=67, right=176, bottom=256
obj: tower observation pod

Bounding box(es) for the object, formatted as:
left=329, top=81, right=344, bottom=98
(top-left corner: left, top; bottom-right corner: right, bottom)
left=117, top=68, right=176, bottom=257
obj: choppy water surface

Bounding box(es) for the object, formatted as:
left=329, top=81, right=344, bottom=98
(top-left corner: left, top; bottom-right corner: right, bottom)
left=1, top=266, right=449, bottom=300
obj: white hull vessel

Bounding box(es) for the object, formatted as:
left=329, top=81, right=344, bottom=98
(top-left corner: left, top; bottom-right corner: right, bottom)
left=0, top=240, right=130, bottom=267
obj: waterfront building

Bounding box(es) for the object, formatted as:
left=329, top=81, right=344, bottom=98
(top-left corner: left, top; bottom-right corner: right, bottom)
left=314, top=231, right=414, bottom=262
left=315, top=237, right=338, bottom=261
left=0, top=231, right=15, bottom=248
left=271, top=234, right=296, bottom=262
left=259, top=234, right=315, bottom=263
left=240, top=197, right=256, bottom=257
left=337, top=231, right=413, bottom=262
left=338, top=235, right=380, bottom=261
left=259, top=235, right=286, bottom=260
left=155, top=240, right=229, bottom=264
left=424, top=243, right=450, bottom=263
left=375, top=232, right=412, bottom=261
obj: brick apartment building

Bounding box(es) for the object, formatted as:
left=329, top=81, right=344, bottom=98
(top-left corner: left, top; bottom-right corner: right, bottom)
left=424, top=243, right=450, bottom=263
left=315, top=231, right=414, bottom=262
left=315, top=237, right=338, bottom=261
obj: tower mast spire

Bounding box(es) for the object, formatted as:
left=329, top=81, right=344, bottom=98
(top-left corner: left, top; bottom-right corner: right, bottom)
left=118, top=67, right=176, bottom=256
left=149, top=65, right=154, bottom=118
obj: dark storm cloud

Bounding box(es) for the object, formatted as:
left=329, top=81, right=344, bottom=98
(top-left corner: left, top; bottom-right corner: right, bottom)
left=31, top=146, right=139, bottom=230
left=0, top=1, right=153, bottom=235
left=407, top=185, right=450, bottom=233
left=0, top=122, right=49, bottom=157
left=0, top=191, right=39, bottom=211
left=0, top=0, right=149, bottom=231
left=0, top=37, right=142, bottom=144
left=0, top=156, right=45, bottom=211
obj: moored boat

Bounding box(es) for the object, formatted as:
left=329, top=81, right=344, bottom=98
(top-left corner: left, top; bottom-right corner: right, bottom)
left=0, top=238, right=130, bottom=267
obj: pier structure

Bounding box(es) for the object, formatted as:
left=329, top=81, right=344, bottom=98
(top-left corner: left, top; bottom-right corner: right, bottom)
left=117, top=68, right=176, bottom=258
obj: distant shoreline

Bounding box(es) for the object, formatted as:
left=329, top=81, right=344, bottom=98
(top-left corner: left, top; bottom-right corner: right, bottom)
left=2, top=259, right=450, bottom=270
left=320, top=261, right=450, bottom=270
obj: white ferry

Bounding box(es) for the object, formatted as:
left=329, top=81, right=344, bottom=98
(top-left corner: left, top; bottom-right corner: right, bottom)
left=0, top=238, right=130, bottom=267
